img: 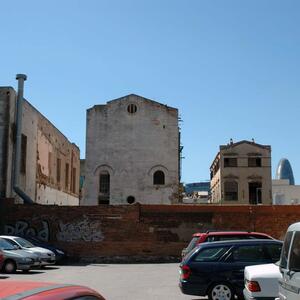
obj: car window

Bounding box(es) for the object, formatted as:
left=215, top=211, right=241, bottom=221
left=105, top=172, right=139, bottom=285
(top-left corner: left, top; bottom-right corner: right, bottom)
left=14, top=237, right=35, bottom=248
left=289, top=231, right=300, bottom=271
left=0, top=238, right=16, bottom=250
left=265, top=243, right=282, bottom=262
left=280, top=231, right=293, bottom=269
left=232, top=245, right=268, bottom=262
left=185, top=237, right=200, bottom=253
left=193, top=246, right=229, bottom=262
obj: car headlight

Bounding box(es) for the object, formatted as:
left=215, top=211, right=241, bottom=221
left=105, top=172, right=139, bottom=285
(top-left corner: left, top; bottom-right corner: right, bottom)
left=56, top=250, right=64, bottom=255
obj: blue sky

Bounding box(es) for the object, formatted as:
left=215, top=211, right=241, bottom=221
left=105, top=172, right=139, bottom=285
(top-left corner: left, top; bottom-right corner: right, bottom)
left=1, top=0, right=299, bottom=184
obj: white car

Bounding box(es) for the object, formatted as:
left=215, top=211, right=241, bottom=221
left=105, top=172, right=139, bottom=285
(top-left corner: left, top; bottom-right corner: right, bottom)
left=243, top=263, right=282, bottom=300
left=0, top=235, right=56, bottom=266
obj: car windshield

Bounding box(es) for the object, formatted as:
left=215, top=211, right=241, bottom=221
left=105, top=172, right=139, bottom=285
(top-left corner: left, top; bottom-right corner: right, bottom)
left=0, top=238, right=16, bottom=251
left=15, top=237, right=35, bottom=248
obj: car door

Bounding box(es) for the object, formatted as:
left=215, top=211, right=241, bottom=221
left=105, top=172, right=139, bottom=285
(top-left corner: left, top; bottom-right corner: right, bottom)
left=224, top=244, right=271, bottom=292
left=279, top=231, right=300, bottom=300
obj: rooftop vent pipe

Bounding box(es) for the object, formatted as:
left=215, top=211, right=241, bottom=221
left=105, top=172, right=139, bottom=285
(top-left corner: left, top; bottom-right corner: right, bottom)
left=13, top=74, right=33, bottom=204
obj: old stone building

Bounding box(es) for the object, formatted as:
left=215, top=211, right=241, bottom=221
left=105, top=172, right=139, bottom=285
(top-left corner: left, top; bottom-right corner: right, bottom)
left=210, top=140, right=272, bottom=204
left=0, top=85, right=80, bottom=205
left=83, top=94, right=180, bottom=205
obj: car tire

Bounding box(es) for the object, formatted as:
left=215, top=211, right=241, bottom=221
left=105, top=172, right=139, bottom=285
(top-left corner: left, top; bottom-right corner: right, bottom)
left=208, top=282, right=235, bottom=300
left=2, top=260, right=17, bottom=274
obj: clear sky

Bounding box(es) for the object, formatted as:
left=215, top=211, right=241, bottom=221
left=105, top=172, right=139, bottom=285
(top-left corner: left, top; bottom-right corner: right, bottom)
left=1, top=0, right=299, bottom=184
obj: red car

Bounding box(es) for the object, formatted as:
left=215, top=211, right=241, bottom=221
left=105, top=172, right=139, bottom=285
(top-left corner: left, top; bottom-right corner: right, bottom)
left=0, top=281, right=106, bottom=300
left=181, top=231, right=274, bottom=258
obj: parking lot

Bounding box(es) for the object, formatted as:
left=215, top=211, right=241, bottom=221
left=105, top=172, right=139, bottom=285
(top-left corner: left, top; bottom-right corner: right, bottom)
left=3, top=263, right=206, bottom=300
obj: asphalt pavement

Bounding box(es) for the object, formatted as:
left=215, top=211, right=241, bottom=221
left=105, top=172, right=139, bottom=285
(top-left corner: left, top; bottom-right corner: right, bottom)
left=3, top=263, right=207, bottom=300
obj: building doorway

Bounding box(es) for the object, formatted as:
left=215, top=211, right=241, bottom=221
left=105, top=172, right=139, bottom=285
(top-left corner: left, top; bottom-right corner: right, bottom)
left=249, top=182, right=262, bottom=204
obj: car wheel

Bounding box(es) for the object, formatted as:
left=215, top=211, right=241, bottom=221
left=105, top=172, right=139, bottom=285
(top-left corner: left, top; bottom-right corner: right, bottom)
left=208, top=282, right=235, bottom=300
left=3, top=260, right=17, bottom=274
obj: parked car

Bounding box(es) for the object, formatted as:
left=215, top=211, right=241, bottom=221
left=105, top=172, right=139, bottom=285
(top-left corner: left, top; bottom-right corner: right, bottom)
left=21, top=235, right=66, bottom=263
left=0, top=235, right=56, bottom=267
left=278, top=221, right=300, bottom=300
left=179, top=239, right=282, bottom=299
left=0, top=250, right=4, bottom=269
left=0, top=238, right=40, bottom=273
left=0, top=281, right=106, bottom=299
left=243, top=263, right=282, bottom=300
left=181, top=231, right=274, bottom=258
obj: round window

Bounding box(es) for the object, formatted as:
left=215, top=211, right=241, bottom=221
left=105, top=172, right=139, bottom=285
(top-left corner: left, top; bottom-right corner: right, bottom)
left=127, top=104, right=137, bottom=114
left=127, top=196, right=135, bottom=204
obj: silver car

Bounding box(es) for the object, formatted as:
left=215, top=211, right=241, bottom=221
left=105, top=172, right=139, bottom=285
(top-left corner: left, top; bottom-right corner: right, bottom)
left=0, top=238, right=40, bottom=273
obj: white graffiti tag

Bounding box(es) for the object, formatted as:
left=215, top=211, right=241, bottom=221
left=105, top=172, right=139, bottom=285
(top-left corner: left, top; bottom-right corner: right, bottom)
left=56, top=215, right=104, bottom=242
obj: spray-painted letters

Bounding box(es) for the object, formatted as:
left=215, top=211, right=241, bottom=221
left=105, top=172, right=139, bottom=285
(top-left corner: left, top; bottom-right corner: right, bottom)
left=57, top=215, right=103, bottom=242
left=4, top=220, right=50, bottom=242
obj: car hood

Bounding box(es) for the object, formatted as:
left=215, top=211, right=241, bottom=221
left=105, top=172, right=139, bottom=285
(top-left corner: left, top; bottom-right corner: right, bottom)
left=2, top=249, right=38, bottom=259
left=245, top=263, right=281, bottom=279
left=23, top=247, right=55, bottom=256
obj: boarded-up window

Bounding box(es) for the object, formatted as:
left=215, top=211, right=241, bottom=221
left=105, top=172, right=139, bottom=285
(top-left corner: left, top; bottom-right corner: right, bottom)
left=224, top=181, right=238, bottom=201
left=224, top=157, right=237, bottom=167
left=56, top=158, right=61, bottom=183
left=71, top=167, right=76, bottom=193
left=248, top=157, right=262, bottom=167
left=20, top=134, right=27, bottom=174
left=65, top=163, right=69, bottom=189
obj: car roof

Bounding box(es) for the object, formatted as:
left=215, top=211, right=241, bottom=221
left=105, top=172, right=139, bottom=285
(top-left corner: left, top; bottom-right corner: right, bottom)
left=287, top=222, right=300, bottom=232
left=0, top=235, right=19, bottom=239
left=192, top=231, right=271, bottom=237
left=196, top=238, right=282, bottom=248
left=0, top=281, right=105, bottom=300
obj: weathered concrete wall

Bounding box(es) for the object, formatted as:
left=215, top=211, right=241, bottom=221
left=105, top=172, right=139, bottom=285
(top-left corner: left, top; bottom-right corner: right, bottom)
left=84, top=94, right=179, bottom=205
left=1, top=204, right=297, bottom=261
left=0, top=86, right=80, bottom=205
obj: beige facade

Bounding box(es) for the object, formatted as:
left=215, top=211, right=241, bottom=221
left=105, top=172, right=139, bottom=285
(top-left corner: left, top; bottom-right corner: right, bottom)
left=210, top=140, right=272, bottom=204
left=273, top=179, right=300, bottom=205
left=0, top=87, right=80, bottom=205
left=83, top=94, right=179, bottom=205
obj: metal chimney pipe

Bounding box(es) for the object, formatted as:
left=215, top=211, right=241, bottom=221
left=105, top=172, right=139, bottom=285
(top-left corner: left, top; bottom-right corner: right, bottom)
left=13, top=74, right=33, bottom=204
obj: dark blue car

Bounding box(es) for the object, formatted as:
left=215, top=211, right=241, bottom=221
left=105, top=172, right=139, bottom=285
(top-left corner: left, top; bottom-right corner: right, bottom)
left=179, top=239, right=282, bottom=300
left=20, top=236, right=66, bottom=263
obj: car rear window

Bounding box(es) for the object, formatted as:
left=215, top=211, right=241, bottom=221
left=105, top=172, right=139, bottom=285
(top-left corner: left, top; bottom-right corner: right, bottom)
left=185, top=237, right=200, bottom=253
left=193, top=246, right=229, bottom=262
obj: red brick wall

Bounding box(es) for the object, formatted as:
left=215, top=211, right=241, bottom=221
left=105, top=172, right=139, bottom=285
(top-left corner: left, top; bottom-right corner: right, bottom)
left=1, top=203, right=299, bottom=260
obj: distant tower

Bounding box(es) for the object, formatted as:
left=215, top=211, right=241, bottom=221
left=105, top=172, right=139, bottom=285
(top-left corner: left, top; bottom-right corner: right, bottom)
left=276, top=158, right=295, bottom=185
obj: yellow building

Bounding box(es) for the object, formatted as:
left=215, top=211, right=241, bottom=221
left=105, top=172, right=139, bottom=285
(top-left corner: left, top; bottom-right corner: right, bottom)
left=210, top=140, right=272, bottom=204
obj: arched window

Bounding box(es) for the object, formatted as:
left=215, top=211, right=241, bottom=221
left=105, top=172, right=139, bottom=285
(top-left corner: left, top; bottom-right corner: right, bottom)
left=99, top=171, right=110, bottom=204
left=224, top=181, right=238, bottom=201
left=153, top=170, right=165, bottom=185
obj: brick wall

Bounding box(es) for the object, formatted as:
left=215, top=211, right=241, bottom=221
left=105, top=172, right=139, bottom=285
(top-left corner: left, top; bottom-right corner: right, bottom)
left=1, top=203, right=299, bottom=261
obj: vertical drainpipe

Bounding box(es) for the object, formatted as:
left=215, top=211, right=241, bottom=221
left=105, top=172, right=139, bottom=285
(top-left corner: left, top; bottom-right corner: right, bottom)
left=13, top=74, right=33, bottom=204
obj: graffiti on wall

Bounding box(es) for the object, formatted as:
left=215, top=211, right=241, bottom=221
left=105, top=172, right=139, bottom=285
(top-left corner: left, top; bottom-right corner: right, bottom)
left=4, top=220, right=50, bottom=242
left=56, top=215, right=104, bottom=242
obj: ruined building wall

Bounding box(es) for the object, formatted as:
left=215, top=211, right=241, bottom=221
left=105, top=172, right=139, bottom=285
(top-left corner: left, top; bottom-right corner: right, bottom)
left=84, top=94, right=179, bottom=205
left=0, top=87, right=80, bottom=205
